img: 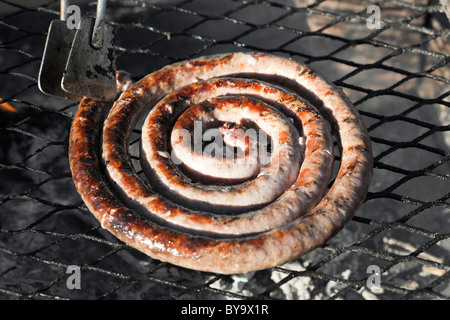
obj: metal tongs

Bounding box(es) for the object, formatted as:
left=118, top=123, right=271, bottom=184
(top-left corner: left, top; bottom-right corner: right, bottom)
left=38, top=0, right=117, bottom=102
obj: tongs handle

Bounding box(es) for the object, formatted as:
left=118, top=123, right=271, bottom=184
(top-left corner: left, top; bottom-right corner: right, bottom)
left=60, top=0, right=107, bottom=48
left=92, top=0, right=107, bottom=49
left=60, top=0, right=69, bottom=21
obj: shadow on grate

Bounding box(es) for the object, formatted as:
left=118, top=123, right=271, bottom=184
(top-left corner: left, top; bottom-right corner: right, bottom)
left=0, top=0, right=449, bottom=300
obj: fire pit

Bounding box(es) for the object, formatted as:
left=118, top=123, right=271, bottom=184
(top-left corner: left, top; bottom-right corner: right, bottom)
left=0, top=0, right=449, bottom=300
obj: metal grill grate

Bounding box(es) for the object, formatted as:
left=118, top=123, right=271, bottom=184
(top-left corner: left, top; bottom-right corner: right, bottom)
left=0, top=0, right=449, bottom=300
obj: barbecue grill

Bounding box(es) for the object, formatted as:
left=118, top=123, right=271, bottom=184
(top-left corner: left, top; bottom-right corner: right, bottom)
left=0, top=0, right=449, bottom=300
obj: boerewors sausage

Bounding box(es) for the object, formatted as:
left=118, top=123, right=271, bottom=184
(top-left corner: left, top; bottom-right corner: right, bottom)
left=69, top=52, right=373, bottom=274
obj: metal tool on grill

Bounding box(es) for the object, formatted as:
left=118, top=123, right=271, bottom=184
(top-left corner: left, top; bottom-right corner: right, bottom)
left=38, top=0, right=117, bottom=102
left=38, top=0, right=81, bottom=100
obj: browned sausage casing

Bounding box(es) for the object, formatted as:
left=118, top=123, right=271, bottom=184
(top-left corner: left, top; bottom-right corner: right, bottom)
left=69, top=52, right=373, bottom=274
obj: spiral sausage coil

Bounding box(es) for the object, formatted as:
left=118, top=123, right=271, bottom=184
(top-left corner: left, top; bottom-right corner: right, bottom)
left=69, top=52, right=373, bottom=274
